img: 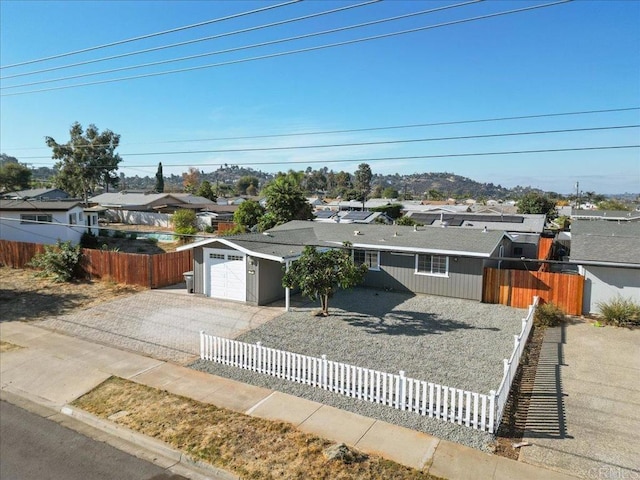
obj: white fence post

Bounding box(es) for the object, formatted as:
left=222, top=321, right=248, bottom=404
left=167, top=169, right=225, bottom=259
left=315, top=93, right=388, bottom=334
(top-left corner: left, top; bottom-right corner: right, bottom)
left=321, top=355, right=328, bottom=390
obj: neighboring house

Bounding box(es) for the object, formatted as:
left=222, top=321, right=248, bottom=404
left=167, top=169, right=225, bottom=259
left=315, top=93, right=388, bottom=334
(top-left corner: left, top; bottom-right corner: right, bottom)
left=570, top=209, right=640, bottom=222
left=1, top=188, right=70, bottom=201
left=313, top=210, right=392, bottom=224
left=0, top=199, right=98, bottom=245
left=178, top=220, right=513, bottom=307
left=569, top=220, right=640, bottom=314
left=89, top=191, right=218, bottom=226
left=405, top=212, right=547, bottom=234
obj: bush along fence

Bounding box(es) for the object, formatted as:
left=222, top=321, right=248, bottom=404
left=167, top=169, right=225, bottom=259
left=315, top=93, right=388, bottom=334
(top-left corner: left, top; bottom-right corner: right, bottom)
left=199, top=297, right=538, bottom=434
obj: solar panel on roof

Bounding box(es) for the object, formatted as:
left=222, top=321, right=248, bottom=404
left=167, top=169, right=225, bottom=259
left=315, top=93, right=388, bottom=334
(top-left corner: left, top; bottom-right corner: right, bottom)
left=342, top=211, right=372, bottom=221
left=314, top=210, right=335, bottom=219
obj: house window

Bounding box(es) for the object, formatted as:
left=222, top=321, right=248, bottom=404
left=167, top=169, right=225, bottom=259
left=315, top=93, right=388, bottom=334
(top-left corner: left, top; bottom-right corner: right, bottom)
left=513, top=247, right=523, bottom=256
left=68, top=213, right=77, bottom=224
left=415, top=254, right=449, bottom=277
left=20, top=214, right=52, bottom=224
left=209, top=253, right=225, bottom=259
left=353, top=249, right=380, bottom=271
left=228, top=255, right=244, bottom=261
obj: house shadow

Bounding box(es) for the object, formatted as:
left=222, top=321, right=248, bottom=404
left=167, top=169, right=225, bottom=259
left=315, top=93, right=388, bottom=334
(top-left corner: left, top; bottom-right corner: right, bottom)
left=521, top=324, right=571, bottom=439
left=0, top=288, right=86, bottom=322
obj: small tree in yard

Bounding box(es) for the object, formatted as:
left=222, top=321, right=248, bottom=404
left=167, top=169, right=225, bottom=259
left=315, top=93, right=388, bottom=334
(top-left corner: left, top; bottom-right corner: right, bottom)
left=172, top=209, right=197, bottom=240
left=28, top=241, right=83, bottom=282
left=282, top=245, right=368, bottom=316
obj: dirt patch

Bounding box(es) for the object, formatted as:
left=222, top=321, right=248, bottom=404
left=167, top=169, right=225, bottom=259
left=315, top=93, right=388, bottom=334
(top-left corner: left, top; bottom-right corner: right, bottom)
left=0, top=267, right=143, bottom=322
left=0, top=341, right=23, bottom=352
left=492, top=325, right=546, bottom=460
left=73, top=377, right=442, bottom=480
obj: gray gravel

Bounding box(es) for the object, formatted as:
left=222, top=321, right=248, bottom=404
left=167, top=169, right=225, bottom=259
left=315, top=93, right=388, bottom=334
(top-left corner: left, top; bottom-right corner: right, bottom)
left=191, top=288, right=528, bottom=451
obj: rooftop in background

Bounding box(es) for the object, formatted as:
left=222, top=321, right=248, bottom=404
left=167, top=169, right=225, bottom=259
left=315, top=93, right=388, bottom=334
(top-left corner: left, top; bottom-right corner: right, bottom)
left=406, top=212, right=546, bottom=234
left=1, top=188, right=70, bottom=201
left=0, top=199, right=83, bottom=211
left=569, top=220, right=640, bottom=265
left=570, top=209, right=640, bottom=222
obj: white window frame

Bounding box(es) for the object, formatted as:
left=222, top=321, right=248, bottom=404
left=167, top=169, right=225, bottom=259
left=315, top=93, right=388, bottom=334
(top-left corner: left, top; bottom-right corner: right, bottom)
left=20, top=214, right=52, bottom=224
left=353, top=249, right=380, bottom=271
left=415, top=254, right=449, bottom=277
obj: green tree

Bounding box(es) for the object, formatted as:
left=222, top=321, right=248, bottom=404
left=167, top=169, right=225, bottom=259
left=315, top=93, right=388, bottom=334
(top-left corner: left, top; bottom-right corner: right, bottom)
left=597, top=199, right=630, bottom=211
left=196, top=180, right=217, bottom=201
left=46, top=122, right=122, bottom=202
left=155, top=162, right=164, bottom=193
left=516, top=192, right=557, bottom=220
left=282, top=245, right=367, bottom=316
left=236, top=176, right=260, bottom=195
left=260, top=175, right=313, bottom=230
left=382, top=187, right=399, bottom=199
left=233, top=199, right=265, bottom=229
left=0, top=161, right=32, bottom=192
left=172, top=209, right=197, bottom=240
left=354, top=163, right=373, bottom=209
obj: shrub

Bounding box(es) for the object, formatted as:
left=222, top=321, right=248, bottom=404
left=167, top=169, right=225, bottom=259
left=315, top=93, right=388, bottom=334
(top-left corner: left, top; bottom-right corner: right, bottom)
left=128, top=232, right=138, bottom=240
left=395, top=216, right=423, bottom=227
left=597, top=296, right=640, bottom=327
left=534, top=302, right=565, bottom=327
left=172, top=209, right=198, bottom=240
left=98, top=228, right=111, bottom=237
left=28, top=240, right=83, bottom=282
left=80, top=231, right=99, bottom=248
left=112, top=230, right=126, bottom=239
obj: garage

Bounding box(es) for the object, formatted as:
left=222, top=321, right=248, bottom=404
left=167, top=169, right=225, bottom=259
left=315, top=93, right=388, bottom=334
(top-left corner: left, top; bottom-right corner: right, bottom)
left=204, top=248, right=246, bottom=302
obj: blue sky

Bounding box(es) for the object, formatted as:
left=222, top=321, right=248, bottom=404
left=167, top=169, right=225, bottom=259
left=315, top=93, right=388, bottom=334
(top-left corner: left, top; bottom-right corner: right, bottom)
left=1, top=0, right=639, bottom=194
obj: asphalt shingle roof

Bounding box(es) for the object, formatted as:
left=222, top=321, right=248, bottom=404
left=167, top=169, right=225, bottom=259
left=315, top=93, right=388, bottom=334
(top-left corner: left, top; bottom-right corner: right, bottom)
left=570, top=220, right=640, bottom=265
left=0, top=199, right=82, bottom=211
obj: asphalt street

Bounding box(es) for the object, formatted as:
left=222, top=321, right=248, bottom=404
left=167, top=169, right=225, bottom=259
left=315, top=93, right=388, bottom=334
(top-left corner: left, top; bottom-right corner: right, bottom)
left=0, top=400, right=187, bottom=480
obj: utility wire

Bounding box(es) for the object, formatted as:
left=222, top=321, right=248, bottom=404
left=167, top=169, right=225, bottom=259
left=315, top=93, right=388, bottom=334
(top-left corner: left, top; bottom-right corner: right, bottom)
left=1, top=0, right=571, bottom=96
left=0, top=0, right=300, bottom=69
left=24, top=145, right=640, bottom=168
left=16, top=124, right=639, bottom=160
left=2, top=1, right=477, bottom=89
left=5, top=106, right=638, bottom=152
left=1, top=0, right=381, bottom=80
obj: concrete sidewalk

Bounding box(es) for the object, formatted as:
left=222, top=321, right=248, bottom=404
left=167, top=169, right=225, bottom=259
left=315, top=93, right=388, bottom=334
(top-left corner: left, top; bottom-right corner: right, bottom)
left=0, top=321, right=576, bottom=480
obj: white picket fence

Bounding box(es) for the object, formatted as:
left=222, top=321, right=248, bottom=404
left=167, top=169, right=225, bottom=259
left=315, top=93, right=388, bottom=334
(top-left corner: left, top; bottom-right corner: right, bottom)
left=199, top=296, right=538, bottom=434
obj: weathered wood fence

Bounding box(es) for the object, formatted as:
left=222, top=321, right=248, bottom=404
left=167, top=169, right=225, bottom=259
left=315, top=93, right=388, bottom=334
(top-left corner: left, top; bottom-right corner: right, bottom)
left=0, top=240, right=192, bottom=288
left=483, top=267, right=583, bottom=315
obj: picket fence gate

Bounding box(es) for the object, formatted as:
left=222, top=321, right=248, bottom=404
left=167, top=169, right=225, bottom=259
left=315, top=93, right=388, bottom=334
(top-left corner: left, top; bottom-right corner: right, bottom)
left=199, top=297, right=538, bottom=434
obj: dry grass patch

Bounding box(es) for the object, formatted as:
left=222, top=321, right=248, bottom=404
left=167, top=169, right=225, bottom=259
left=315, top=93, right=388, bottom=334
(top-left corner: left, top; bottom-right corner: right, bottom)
left=0, top=267, right=143, bottom=322
left=0, top=341, right=23, bottom=352
left=73, top=377, right=440, bottom=480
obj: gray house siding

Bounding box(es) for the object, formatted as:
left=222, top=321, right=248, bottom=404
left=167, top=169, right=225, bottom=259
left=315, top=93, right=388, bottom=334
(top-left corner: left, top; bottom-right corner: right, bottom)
left=582, top=266, right=640, bottom=314
left=363, top=251, right=484, bottom=301
left=256, top=259, right=286, bottom=305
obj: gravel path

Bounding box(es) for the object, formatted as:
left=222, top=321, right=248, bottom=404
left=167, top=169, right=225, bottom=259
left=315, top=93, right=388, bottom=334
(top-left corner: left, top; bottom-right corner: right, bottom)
left=191, top=288, right=529, bottom=450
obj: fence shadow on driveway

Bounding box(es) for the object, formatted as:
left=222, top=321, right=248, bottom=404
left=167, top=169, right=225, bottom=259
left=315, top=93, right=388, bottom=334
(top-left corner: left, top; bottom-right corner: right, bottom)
left=522, top=324, right=571, bottom=439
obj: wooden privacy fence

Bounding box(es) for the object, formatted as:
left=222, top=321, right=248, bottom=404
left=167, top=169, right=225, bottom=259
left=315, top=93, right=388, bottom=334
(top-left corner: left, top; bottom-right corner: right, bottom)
left=0, top=240, right=192, bottom=288
left=199, top=297, right=540, bottom=434
left=483, top=267, right=583, bottom=315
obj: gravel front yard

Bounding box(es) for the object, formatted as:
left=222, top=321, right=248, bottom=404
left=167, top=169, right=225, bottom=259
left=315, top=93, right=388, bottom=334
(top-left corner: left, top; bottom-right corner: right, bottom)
left=191, top=288, right=528, bottom=450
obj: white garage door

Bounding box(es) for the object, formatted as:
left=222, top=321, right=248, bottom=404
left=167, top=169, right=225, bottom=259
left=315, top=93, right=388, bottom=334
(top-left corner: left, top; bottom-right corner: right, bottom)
left=205, top=249, right=246, bottom=302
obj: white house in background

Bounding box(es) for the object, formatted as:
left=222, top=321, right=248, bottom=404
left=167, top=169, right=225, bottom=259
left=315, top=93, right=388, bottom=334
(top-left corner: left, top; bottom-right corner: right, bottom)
left=0, top=199, right=98, bottom=245
left=569, top=220, right=640, bottom=314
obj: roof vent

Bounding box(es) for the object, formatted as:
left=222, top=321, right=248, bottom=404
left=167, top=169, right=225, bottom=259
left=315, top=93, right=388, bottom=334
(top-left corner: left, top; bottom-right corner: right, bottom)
left=413, top=225, right=418, bottom=232
left=354, top=230, right=360, bottom=236
left=393, top=231, right=398, bottom=237
left=482, top=226, right=488, bottom=233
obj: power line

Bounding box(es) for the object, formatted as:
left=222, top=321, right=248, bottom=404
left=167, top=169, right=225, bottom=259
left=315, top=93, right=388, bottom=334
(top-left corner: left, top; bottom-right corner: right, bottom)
left=16, top=124, right=639, bottom=160
left=1, top=0, right=571, bottom=96
left=25, top=144, right=640, bottom=169
left=2, top=1, right=479, bottom=89
left=5, top=106, right=638, bottom=152
left=0, top=0, right=300, bottom=70
left=1, top=0, right=381, bottom=81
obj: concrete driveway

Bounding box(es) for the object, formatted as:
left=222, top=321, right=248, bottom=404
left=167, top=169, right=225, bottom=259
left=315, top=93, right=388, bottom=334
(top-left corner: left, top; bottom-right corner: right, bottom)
left=520, top=320, right=640, bottom=479
left=34, top=285, right=294, bottom=364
